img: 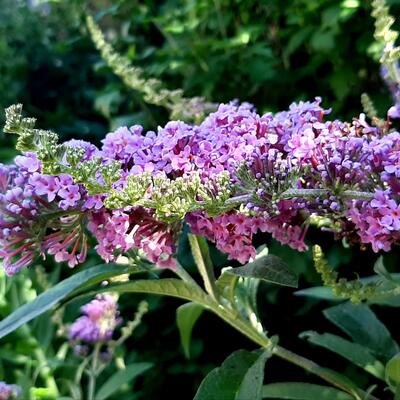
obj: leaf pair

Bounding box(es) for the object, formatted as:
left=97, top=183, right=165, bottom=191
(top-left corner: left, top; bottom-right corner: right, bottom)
left=300, top=301, right=400, bottom=397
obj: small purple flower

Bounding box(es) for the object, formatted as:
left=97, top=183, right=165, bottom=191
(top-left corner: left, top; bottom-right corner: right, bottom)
left=58, top=185, right=81, bottom=209
left=69, top=294, right=120, bottom=344
left=29, top=174, right=60, bottom=202
left=0, top=382, right=21, bottom=400
left=14, top=153, right=40, bottom=173
left=84, top=195, right=104, bottom=210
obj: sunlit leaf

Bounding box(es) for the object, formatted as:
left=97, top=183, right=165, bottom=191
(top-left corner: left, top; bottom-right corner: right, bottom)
left=386, top=353, right=400, bottom=389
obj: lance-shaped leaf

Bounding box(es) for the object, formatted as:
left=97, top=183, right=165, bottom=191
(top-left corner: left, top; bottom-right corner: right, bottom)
left=177, top=302, right=205, bottom=358
left=101, top=278, right=213, bottom=306
left=228, top=255, right=298, bottom=288
left=300, top=331, right=385, bottom=380
left=194, top=349, right=271, bottom=400
left=324, top=302, right=399, bottom=361
left=262, top=382, right=353, bottom=399
left=0, top=263, right=129, bottom=339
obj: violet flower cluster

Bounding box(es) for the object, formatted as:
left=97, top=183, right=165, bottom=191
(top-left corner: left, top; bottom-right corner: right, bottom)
left=0, top=382, right=20, bottom=400
left=68, top=294, right=120, bottom=344
left=2, top=97, right=400, bottom=275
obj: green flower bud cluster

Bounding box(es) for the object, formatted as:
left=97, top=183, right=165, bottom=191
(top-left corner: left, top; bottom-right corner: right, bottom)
left=360, top=93, right=386, bottom=129
left=4, top=104, right=122, bottom=193
left=4, top=104, right=64, bottom=174
left=235, top=161, right=303, bottom=211
left=313, top=245, right=377, bottom=303
left=308, top=215, right=341, bottom=231
left=86, top=15, right=216, bottom=124
left=105, top=171, right=233, bottom=223
left=64, top=147, right=122, bottom=195
left=361, top=93, right=378, bottom=121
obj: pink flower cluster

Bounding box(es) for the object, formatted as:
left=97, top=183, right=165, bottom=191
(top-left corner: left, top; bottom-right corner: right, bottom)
left=348, top=190, right=400, bottom=252
left=0, top=153, right=88, bottom=275
left=88, top=207, right=177, bottom=268
left=68, top=294, right=120, bottom=343
left=188, top=211, right=307, bottom=263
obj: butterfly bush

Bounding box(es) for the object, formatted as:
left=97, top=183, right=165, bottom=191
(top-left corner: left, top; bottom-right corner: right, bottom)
left=2, top=94, right=400, bottom=275
left=68, top=294, right=120, bottom=344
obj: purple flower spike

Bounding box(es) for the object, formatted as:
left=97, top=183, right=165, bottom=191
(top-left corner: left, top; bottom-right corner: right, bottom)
left=69, top=294, right=120, bottom=344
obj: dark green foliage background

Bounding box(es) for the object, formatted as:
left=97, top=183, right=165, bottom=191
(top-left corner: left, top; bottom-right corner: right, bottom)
left=1, top=0, right=400, bottom=398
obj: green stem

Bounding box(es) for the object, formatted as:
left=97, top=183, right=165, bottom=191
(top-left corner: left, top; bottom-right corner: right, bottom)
left=188, top=234, right=219, bottom=301
left=209, top=299, right=372, bottom=399
left=281, top=188, right=375, bottom=201
left=212, top=301, right=376, bottom=399
left=175, top=262, right=199, bottom=287
left=74, top=357, right=90, bottom=388
left=179, top=243, right=377, bottom=400
left=87, top=343, right=101, bottom=400
left=272, top=346, right=376, bottom=400
left=368, top=286, right=400, bottom=302
left=215, top=188, right=375, bottom=209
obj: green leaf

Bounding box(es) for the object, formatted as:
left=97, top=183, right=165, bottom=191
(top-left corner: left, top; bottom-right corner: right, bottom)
left=262, top=382, right=353, bottom=399
left=386, top=353, right=400, bottom=388
left=96, top=362, right=153, bottom=400
left=100, top=278, right=213, bottom=306
left=194, top=349, right=271, bottom=400
left=374, top=256, right=397, bottom=283
left=236, top=276, right=260, bottom=317
left=216, top=269, right=261, bottom=327
left=0, top=263, right=127, bottom=339
left=300, top=331, right=385, bottom=379
left=283, top=27, right=313, bottom=60
left=294, top=286, right=341, bottom=301
left=29, top=387, right=58, bottom=399
left=177, top=302, right=204, bottom=358
left=94, top=90, right=122, bottom=118
left=229, top=255, right=298, bottom=288
left=217, top=268, right=239, bottom=303
left=323, top=302, right=399, bottom=360
left=310, top=29, right=335, bottom=52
